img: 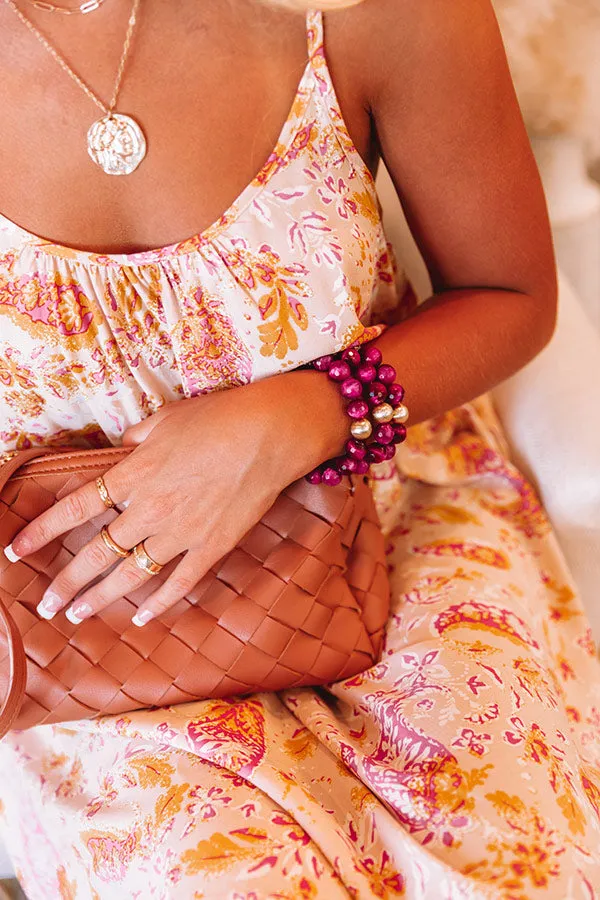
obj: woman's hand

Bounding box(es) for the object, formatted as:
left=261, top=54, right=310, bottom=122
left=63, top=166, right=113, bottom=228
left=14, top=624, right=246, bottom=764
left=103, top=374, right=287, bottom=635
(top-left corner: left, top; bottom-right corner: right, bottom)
left=3, top=370, right=347, bottom=627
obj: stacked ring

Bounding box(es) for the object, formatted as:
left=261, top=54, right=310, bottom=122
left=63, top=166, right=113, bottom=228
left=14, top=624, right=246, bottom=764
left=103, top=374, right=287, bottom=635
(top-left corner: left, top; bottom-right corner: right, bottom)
left=133, top=541, right=164, bottom=575
left=95, top=475, right=116, bottom=510
left=100, top=524, right=131, bottom=559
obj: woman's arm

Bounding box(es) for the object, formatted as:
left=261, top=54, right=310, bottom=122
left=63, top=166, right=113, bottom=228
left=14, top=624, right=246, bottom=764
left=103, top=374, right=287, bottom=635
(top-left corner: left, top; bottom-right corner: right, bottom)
left=289, top=0, right=558, bottom=469
left=6, top=0, right=558, bottom=625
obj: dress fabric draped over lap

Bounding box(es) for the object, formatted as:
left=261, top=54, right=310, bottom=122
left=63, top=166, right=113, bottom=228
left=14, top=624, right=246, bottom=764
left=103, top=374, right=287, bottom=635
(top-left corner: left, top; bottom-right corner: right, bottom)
left=0, top=11, right=599, bottom=899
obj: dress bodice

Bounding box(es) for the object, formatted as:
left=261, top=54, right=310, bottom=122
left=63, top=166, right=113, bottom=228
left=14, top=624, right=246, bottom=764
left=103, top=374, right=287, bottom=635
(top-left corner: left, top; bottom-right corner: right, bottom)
left=0, top=10, right=413, bottom=452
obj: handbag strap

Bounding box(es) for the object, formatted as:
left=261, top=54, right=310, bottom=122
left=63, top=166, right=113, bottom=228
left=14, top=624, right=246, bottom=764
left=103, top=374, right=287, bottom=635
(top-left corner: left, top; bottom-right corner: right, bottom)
left=0, top=590, right=27, bottom=741
left=0, top=446, right=57, bottom=491
left=0, top=447, right=55, bottom=739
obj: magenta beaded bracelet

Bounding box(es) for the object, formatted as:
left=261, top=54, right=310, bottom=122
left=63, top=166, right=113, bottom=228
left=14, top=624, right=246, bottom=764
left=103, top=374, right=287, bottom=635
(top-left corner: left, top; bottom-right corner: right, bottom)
left=305, top=342, right=409, bottom=486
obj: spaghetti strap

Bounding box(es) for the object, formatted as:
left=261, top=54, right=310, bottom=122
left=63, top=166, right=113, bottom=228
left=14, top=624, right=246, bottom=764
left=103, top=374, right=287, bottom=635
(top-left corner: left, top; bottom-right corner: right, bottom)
left=306, top=8, right=323, bottom=61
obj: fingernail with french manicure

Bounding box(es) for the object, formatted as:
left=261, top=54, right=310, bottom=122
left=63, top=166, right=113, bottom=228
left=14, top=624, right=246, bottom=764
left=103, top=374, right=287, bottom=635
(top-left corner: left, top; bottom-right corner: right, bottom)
left=65, top=603, right=93, bottom=625
left=36, top=591, right=63, bottom=620
left=132, top=609, right=154, bottom=627
left=4, top=543, right=21, bottom=563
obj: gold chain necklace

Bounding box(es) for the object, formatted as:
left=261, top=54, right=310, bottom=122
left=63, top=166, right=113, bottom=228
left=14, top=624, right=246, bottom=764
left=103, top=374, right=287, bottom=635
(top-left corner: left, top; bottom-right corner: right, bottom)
left=27, top=0, right=107, bottom=14
left=4, top=0, right=146, bottom=175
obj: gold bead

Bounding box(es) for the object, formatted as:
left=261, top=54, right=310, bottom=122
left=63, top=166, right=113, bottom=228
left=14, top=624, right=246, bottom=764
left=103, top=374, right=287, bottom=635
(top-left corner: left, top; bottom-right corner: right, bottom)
left=350, top=417, right=372, bottom=440
left=372, top=402, right=394, bottom=424
left=392, top=404, right=409, bottom=424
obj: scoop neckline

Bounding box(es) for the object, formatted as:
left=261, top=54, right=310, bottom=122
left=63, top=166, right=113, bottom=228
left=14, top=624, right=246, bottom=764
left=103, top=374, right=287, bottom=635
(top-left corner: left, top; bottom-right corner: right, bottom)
left=0, top=58, right=318, bottom=267
left=0, top=11, right=378, bottom=268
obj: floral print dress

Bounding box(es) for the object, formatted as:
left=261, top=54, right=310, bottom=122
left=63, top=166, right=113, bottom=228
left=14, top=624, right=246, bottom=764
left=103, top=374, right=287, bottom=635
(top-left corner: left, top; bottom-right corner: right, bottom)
left=1, top=10, right=600, bottom=899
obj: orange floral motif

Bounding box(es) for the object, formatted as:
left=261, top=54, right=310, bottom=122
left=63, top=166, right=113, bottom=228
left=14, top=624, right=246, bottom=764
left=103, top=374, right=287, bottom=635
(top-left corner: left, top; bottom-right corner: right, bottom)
left=127, top=754, right=176, bottom=790
left=412, top=504, right=483, bottom=527
left=172, top=291, right=253, bottom=393
left=512, top=657, right=558, bottom=708
left=284, top=727, right=318, bottom=761
left=186, top=698, right=267, bottom=777
left=181, top=828, right=275, bottom=877
left=82, top=828, right=140, bottom=882
left=503, top=717, right=587, bottom=835
left=580, top=768, right=600, bottom=822
left=356, top=851, right=406, bottom=898
left=103, top=268, right=171, bottom=369
left=434, top=601, right=540, bottom=649
left=465, top=792, right=568, bottom=896
left=54, top=757, right=84, bottom=800
left=0, top=347, right=36, bottom=389
left=253, top=252, right=310, bottom=359
left=543, top=575, right=581, bottom=623
left=479, top=476, right=550, bottom=540
left=3, top=388, right=45, bottom=420
left=400, top=569, right=481, bottom=607
left=413, top=538, right=510, bottom=569
left=57, top=865, right=77, bottom=900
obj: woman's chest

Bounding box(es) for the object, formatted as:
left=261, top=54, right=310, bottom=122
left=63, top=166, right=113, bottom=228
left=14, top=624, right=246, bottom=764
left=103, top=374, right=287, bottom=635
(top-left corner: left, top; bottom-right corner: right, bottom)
left=0, top=2, right=374, bottom=258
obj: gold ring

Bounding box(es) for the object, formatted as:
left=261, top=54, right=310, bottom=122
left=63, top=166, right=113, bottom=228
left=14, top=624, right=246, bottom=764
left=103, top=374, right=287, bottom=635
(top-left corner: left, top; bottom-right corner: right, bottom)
left=96, top=475, right=116, bottom=510
left=132, top=541, right=164, bottom=575
left=100, top=524, right=131, bottom=559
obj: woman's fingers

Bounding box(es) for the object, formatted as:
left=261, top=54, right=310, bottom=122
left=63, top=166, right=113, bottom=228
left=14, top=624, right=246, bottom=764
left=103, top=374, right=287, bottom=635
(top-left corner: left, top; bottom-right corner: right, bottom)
left=61, top=535, right=177, bottom=625
left=35, top=508, right=145, bottom=621
left=129, top=549, right=207, bottom=626
left=4, top=465, right=127, bottom=561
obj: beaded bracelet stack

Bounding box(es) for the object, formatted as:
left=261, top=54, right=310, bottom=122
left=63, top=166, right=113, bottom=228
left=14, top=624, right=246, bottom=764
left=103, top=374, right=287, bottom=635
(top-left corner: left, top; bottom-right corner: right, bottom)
left=305, top=342, right=409, bottom=486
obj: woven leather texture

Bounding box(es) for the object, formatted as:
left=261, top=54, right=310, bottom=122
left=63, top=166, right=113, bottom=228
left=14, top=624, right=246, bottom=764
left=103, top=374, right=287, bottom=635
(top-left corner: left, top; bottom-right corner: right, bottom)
left=0, top=447, right=389, bottom=735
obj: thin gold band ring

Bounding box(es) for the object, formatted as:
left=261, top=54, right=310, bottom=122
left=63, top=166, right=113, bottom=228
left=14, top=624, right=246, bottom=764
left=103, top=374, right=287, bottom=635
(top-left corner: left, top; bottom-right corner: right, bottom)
left=95, top=475, right=116, bottom=510
left=132, top=541, right=164, bottom=576
left=100, top=524, right=131, bottom=559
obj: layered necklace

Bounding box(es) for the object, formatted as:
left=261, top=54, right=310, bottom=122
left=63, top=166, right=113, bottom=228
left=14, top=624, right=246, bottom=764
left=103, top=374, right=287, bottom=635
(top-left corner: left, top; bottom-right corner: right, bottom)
left=4, top=0, right=146, bottom=175
left=26, top=0, right=108, bottom=14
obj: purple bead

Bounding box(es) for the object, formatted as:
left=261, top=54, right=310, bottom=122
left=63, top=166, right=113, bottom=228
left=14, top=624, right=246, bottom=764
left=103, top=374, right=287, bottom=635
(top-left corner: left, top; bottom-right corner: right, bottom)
left=383, top=444, right=396, bottom=460
left=392, top=424, right=407, bottom=444
left=366, top=445, right=387, bottom=465
left=373, top=423, right=395, bottom=445
left=387, top=383, right=405, bottom=405
left=345, top=438, right=367, bottom=460
left=341, top=346, right=363, bottom=367
left=322, top=466, right=342, bottom=486
left=362, top=345, right=383, bottom=367
left=346, top=399, right=370, bottom=419
left=338, top=456, right=358, bottom=474
left=328, top=361, right=352, bottom=382
left=354, top=459, right=370, bottom=475
left=377, top=364, right=397, bottom=385
left=356, top=363, right=377, bottom=384
left=366, top=382, right=388, bottom=406
left=305, top=468, right=323, bottom=484
left=340, top=377, right=363, bottom=400
left=314, top=355, right=335, bottom=372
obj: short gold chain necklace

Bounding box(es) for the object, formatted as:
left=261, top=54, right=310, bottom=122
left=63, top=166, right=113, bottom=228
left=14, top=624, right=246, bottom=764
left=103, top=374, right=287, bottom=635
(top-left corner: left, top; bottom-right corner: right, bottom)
left=4, top=0, right=146, bottom=175
left=27, top=0, right=107, bottom=15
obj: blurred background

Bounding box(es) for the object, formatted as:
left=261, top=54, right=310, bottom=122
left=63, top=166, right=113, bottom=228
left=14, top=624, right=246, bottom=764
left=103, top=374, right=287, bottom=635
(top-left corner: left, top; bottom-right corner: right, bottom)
left=1, top=0, right=599, bottom=893
left=498, top=0, right=600, bottom=329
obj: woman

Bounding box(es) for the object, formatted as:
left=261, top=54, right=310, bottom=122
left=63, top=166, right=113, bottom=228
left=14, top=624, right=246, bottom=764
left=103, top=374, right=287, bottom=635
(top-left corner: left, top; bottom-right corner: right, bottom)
left=0, top=0, right=599, bottom=896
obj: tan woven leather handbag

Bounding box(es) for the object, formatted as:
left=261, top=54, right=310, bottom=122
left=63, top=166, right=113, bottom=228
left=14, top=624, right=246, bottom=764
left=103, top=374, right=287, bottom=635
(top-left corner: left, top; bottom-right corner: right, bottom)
left=0, top=446, right=389, bottom=739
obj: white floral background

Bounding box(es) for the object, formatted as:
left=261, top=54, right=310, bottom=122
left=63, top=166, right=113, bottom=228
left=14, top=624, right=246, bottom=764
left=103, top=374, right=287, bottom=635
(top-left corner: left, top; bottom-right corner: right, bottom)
left=492, top=0, right=600, bottom=158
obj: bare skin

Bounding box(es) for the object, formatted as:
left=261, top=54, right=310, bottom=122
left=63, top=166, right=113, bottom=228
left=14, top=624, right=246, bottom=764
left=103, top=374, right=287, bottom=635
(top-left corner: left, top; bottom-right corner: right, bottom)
left=2, top=0, right=559, bottom=627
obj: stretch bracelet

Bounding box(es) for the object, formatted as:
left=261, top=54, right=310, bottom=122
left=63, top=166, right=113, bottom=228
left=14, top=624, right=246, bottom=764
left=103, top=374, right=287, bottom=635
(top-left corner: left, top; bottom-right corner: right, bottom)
left=305, top=342, right=409, bottom=486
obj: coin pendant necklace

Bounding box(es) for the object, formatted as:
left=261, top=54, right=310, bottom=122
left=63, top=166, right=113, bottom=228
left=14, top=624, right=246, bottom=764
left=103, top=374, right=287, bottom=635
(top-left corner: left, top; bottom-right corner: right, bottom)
left=4, top=0, right=146, bottom=175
